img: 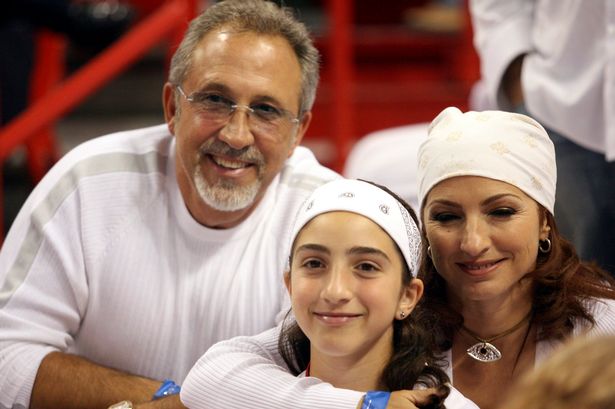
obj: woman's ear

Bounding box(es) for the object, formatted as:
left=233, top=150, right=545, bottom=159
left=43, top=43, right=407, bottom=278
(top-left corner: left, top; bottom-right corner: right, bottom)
left=539, top=214, right=551, bottom=241
left=397, top=278, right=424, bottom=320
left=284, top=271, right=291, bottom=296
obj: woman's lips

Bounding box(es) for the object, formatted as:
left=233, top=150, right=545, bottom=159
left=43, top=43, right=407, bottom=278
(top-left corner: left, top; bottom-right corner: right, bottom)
left=456, top=259, right=504, bottom=276
left=313, top=312, right=362, bottom=326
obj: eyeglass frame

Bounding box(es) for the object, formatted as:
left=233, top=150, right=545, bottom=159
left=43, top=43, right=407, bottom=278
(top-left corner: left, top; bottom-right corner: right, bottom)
left=175, top=85, right=302, bottom=133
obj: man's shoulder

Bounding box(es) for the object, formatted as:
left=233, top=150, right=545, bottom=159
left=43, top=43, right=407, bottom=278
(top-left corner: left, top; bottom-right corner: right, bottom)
left=63, top=124, right=172, bottom=159
left=48, top=125, right=172, bottom=177
left=26, top=125, right=173, bottom=205
left=278, top=146, right=340, bottom=193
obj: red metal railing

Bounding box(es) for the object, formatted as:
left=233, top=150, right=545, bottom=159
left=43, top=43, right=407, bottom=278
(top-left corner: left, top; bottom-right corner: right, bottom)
left=26, top=31, right=67, bottom=183
left=0, top=0, right=198, bottom=237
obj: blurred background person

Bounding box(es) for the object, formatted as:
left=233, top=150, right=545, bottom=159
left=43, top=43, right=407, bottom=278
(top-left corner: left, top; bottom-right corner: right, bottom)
left=469, top=0, right=615, bottom=273
left=344, top=80, right=492, bottom=211
left=498, top=335, right=615, bottom=409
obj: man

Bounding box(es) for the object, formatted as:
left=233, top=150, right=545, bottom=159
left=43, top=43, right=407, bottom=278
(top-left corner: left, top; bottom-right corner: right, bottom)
left=469, top=0, right=615, bottom=273
left=0, top=1, right=338, bottom=408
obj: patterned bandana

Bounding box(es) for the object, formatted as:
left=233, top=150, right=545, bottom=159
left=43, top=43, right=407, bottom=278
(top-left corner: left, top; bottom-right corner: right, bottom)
left=289, top=179, right=422, bottom=276
left=417, top=107, right=557, bottom=214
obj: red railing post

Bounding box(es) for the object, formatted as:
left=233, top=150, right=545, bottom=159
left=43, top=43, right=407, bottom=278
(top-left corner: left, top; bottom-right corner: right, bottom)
left=325, top=0, right=354, bottom=172
left=26, top=30, right=67, bottom=182
left=165, top=0, right=201, bottom=73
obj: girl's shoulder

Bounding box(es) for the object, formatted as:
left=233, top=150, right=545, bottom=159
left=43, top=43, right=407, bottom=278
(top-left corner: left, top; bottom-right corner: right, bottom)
left=445, top=385, right=480, bottom=409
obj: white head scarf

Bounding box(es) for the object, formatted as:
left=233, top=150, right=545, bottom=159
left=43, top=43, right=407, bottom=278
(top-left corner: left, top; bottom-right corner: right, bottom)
left=417, top=107, right=557, bottom=214
left=289, top=179, right=422, bottom=276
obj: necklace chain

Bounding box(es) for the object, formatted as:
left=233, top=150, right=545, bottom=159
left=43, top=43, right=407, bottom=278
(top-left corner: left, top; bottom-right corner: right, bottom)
left=461, top=310, right=532, bottom=343
left=461, top=310, right=533, bottom=363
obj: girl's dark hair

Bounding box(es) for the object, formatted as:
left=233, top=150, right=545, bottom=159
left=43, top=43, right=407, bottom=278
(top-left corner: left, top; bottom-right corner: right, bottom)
left=279, top=180, right=450, bottom=409
left=420, top=206, right=615, bottom=352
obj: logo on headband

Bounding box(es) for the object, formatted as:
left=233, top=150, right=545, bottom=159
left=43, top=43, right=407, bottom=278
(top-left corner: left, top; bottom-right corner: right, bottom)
left=379, top=204, right=389, bottom=215
left=339, top=192, right=355, bottom=198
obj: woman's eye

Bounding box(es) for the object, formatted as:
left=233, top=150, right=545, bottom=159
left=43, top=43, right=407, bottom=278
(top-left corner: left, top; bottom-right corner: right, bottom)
left=355, top=262, right=379, bottom=273
left=490, top=207, right=516, bottom=217
left=431, top=213, right=459, bottom=223
left=302, top=259, right=324, bottom=269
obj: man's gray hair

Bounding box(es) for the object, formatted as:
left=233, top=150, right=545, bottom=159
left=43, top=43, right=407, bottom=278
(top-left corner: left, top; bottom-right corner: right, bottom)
left=169, top=0, right=320, bottom=113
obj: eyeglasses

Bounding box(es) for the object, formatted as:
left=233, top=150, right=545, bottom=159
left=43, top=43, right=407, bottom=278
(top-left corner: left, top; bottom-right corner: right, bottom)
left=176, top=85, right=300, bottom=135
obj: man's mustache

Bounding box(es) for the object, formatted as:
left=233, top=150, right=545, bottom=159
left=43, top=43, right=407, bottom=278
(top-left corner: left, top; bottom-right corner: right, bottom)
left=200, top=140, right=265, bottom=166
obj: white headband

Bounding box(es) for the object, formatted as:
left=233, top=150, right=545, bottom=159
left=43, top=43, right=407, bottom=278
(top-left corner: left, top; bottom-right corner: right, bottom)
left=417, top=107, right=557, bottom=214
left=289, top=179, right=421, bottom=276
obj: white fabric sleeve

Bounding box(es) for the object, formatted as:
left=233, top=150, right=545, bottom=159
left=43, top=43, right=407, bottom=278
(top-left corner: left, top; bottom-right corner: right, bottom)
left=469, top=0, right=535, bottom=108
left=180, top=326, right=363, bottom=409
left=180, top=326, right=480, bottom=409
left=0, top=173, right=87, bottom=409
left=445, top=386, right=481, bottom=409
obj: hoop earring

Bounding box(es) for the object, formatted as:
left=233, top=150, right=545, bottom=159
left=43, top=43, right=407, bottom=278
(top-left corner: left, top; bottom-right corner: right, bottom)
left=427, top=246, right=433, bottom=258
left=539, top=238, right=552, bottom=253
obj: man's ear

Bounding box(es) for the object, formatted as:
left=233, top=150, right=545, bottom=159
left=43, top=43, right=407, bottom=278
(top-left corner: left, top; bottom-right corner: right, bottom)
left=287, top=111, right=312, bottom=158
left=397, top=278, right=424, bottom=320
left=284, top=271, right=291, bottom=295
left=162, top=82, right=178, bottom=135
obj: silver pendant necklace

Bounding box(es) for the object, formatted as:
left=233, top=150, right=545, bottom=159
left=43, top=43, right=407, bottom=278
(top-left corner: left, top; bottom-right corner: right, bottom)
left=461, top=311, right=532, bottom=363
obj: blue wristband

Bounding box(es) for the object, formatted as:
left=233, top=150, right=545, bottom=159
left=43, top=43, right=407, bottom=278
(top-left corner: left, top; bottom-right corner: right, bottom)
left=361, top=391, right=391, bottom=409
left=153, top=379, right=181, bottom=400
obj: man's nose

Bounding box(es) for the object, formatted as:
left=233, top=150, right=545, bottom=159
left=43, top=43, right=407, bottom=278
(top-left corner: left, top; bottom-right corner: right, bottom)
left=218, top=107, right=255, bottom=150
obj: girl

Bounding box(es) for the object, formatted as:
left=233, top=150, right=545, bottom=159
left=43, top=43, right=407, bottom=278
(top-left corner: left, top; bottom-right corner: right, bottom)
left=278, top=178, right=448, bottom=409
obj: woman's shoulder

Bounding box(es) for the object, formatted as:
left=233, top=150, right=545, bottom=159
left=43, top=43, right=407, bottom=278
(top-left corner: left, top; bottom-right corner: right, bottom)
left=537, top=298, right=615, bottom=363
left=580, top=297, right=615, bottom=336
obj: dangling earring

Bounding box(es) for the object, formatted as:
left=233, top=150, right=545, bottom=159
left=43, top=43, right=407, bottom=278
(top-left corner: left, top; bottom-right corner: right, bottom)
left=539, top=238, right=552, bottom=253
left=427, top=246, right=433, bottom=258
left=400, top=311, right=406, bottom=319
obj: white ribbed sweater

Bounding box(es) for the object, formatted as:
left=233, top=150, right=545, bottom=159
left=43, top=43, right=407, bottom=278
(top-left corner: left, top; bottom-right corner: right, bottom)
left=181, top=299, right=615, bottom=409
left=0, top=124, right=338, bottom=409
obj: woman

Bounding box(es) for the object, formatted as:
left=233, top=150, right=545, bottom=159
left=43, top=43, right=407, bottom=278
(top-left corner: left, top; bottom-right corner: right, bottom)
left=417, top=107, right=615, bottom=409
left=278, top=178, right=449, bottom=408
left=180, top=108, right=615, bottom=409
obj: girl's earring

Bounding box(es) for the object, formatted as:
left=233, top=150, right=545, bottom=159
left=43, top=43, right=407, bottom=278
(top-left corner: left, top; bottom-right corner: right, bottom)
left=400, top=311, right=406, bottom=319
